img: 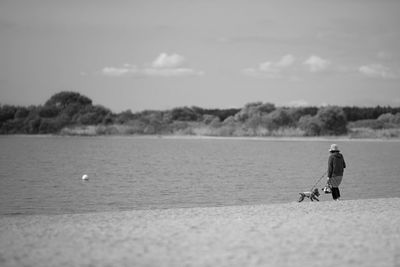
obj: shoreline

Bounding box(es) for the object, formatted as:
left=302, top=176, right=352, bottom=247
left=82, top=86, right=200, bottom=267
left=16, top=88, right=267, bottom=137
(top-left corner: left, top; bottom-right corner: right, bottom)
left=2, top=133, right=400, bottom=142
left=1, top=197, right=399, bottom=267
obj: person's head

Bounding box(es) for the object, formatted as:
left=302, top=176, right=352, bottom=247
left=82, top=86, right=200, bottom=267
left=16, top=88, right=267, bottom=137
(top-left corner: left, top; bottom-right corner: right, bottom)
left=329, top=144, right=340, bottom=153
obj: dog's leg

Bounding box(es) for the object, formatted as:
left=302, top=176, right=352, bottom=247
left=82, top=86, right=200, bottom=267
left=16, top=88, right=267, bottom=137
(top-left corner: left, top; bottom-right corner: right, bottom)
left=310, top=195, right=319, bottom=202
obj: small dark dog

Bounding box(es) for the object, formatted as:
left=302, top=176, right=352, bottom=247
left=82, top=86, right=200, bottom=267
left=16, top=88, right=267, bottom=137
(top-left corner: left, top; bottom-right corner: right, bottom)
left=298, top=188, right=320, bottom=202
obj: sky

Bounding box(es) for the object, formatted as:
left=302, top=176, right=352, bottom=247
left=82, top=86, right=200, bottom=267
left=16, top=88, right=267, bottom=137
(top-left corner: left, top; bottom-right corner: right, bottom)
left=0, top=0, right=400, bottom=112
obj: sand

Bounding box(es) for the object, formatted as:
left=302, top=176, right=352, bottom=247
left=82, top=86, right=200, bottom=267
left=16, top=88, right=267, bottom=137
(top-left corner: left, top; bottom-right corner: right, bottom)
left=1, top=198, right=399, bottom=267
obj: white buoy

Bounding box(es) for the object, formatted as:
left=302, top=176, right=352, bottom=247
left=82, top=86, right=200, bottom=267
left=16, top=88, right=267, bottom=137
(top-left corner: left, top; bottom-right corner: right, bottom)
left=82, top=174, right=89, bottom=181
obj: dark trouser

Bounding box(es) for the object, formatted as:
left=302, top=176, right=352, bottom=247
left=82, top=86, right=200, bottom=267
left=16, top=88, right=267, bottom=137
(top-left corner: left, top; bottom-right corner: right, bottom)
left=331, top=187, right=341, bottom=200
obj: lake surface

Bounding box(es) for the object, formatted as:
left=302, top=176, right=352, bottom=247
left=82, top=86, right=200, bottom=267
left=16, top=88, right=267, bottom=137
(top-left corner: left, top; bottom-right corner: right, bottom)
left=1, top=135, right=399, bottom=215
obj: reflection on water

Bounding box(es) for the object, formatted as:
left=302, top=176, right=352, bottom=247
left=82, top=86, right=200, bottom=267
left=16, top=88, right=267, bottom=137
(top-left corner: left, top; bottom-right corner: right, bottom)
left=1, top=136, right=399, bottom=215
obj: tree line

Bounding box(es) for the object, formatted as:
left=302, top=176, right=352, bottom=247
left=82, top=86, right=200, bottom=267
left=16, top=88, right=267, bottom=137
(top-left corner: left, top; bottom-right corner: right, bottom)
left=1, top=91, right=400, bottom=136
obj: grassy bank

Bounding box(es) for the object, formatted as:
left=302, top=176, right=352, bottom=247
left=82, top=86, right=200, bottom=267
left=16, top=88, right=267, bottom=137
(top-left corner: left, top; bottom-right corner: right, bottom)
left=59, top=124, right=400, bottom=139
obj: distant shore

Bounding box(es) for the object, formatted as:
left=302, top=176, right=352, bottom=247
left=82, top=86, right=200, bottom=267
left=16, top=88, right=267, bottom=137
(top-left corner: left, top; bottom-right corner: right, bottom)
left=2, top=133, right=400, bottom=142
left=3, top=92, right=400, bottom=139
left=157, top=134, right=400, bottom=142
left=1, top=197, right=399, bottom=267
left=58, top=124, right=400, bottom=139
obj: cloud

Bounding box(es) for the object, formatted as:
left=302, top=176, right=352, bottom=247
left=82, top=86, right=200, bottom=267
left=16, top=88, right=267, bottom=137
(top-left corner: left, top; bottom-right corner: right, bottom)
left=243, top=54, right=335, bottom=78
left=303, top=55, right=330, bottom=72
left=359, top=64, right=397, bottom=79
left=101, top=53, right=203, bottom=77
left=152, top=53, right=185, bottom=68
left=276, top=54, right=296, bottom=68
left=242, top=54, right=296, bottom=78
left=102, top=64, right=138, bottom=77
left=258, top=62, right=280, bottom=76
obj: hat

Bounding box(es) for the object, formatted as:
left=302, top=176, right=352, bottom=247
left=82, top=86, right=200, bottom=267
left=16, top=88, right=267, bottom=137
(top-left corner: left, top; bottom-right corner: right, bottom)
left=329, top=144, right=339, bottom=152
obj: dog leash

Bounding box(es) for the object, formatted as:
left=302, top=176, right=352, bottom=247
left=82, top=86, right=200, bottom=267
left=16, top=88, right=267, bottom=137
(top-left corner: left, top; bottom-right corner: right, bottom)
left=310, top=171, right=327, bottom=192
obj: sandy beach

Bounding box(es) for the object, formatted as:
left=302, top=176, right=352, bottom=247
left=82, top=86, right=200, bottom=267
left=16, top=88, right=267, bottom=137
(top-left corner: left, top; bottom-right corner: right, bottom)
left=1, top=198, right=399, bottom=267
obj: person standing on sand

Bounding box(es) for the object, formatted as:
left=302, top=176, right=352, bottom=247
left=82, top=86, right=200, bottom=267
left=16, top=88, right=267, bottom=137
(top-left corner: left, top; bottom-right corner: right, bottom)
left=327, top=144, right=346, bottom=201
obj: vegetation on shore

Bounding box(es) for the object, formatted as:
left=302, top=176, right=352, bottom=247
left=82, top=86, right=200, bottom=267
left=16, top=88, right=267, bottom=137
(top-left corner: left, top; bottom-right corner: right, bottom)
left=1, top=91, right=400, bottom=138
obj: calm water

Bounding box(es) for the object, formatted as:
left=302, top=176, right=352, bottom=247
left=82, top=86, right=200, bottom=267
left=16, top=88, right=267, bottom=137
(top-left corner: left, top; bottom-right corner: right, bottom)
left=0, top=136, right=399, bottom=215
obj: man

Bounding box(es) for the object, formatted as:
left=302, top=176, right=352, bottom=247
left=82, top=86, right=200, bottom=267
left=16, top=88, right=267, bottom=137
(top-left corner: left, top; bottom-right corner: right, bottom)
left=327, top=144, right=346, bottom=201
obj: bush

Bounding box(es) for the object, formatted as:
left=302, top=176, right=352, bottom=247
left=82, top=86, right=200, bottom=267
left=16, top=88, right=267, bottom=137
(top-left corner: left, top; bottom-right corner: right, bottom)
left=27, top=117, right=42, bottom=134
left=0, top=105, right=17, bottom=122
left=77, top=112, right=99, bottom=125
left=115, top=110, right=136, bottom=124
left=15, top=107, right=30, bottom=119
left=377, top=113, right=400, bottom=125
left=203, top=114, right=218, bottom=125
left=267, top=108, right=293, bottom=128
left=171, top=107, right=199, bottom=121
left=316, top=106, right=347, bottom=135
left=287, top=107, right=318, bottom=122
left=235, top=102, right=275, bottom=122
left=209, top=117, right=221, bottom=128
left=349, top=119, right=387, bottom=129
left=45, top=91, right=92, bottom=108
left=62, top=103, right=82, bottom=118
left=298, top=115, right=321, bottom=136
left=75, top=105, right=111, bottom=125
left=245, top=114, right=262, bottom=131
left=38, top=119, right=60, bottom=133
left=393, top=113, right=400, bottom=124
left=39, top=105, right=60, bottom=118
